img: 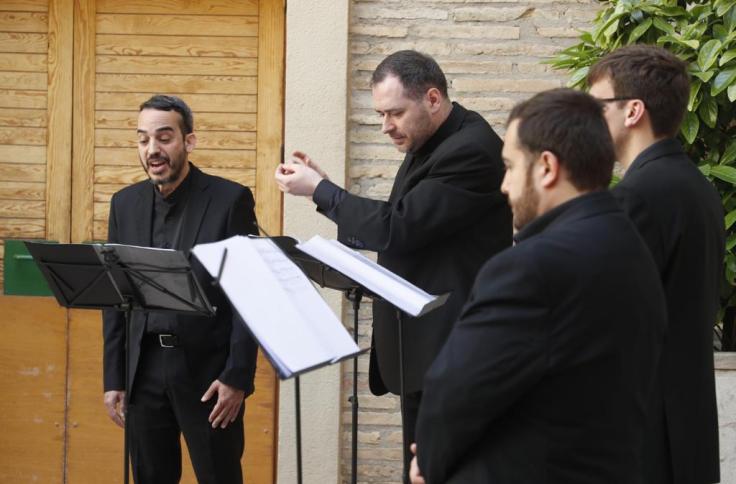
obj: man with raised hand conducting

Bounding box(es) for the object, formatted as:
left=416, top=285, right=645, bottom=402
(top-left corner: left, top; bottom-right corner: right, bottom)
left=411, top=89, right=666, bottom=484
left=588, top=45, right=725, bottom=484
left=103, top=95, right=258, bottom=484
left=275, top=50, right=512, bottom=480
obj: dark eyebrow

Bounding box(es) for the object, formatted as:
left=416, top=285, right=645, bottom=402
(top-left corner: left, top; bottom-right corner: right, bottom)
left=136, top=126, right=175, bottom=135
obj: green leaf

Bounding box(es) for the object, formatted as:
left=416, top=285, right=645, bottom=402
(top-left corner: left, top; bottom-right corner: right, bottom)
left=657, top=34, right=699, bottom=50
left=726, top=5, right=736, bottom=31
left=699, top=97, right=719, bottom=129
left=603, top=18, right=621, bottom=42
left=628, top=17, right=653, bottom=44
left=721, top=49, right=736, bottom=67
left=714, top=23, right=729, bottom=42
left=681, top=111, right=700, bottom=144
left=693, top=69, right=715, bottom=82
left=698, top=40, right=722, bottom=71
left=691, top=4, right=711, bottom=20
left=688, top=80, right=702, bottom=111
left=657, top=5, right=688, bottom=17
left=725, top=209, right=736, bottom=230
left=711, top=165, right=736, bottom=184
left=594, top=12, right=624, bottom=42
left=728, top=233, right=736, bottom=251
left=700, top=164, right=712, bottom=176
left=567, top=66, right=590, bottom=88
left=716, top=0, right=736, bottom=17
left=653, top=17, right=675, bottom=35
left=711, top=67, right=736, bottom=96
left=722, top=139, right=736, bottom=165
left=729, top=83, right=736, bottom=102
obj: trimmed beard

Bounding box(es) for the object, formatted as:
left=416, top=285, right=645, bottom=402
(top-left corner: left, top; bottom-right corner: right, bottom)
left=511, top=164, right=540, bottom=232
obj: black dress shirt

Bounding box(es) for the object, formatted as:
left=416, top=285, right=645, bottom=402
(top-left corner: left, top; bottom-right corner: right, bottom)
left=146, top=171, right=192, bottom=334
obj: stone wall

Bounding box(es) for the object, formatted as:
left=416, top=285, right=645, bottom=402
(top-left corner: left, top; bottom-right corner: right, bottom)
left=341, top=0, right=600, bottom=482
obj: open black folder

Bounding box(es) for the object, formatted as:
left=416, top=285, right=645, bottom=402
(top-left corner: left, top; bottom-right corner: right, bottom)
left=24, top=242, right=213, bottom=316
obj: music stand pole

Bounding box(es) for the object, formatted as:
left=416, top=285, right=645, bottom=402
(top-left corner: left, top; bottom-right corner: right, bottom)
left=347, top=289, right=363, bottom=484
left=122, top=299, right=132, bottom=484
left=396, top=309, right=407, bottom=481
left=295, top=376, right=303, bottom=484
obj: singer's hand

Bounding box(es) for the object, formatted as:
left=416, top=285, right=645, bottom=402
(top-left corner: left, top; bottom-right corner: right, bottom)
left=274, top=151, right=327, bottom=197
left=409, top=443, right=426, bottom=484
left=104, top=390, right=126, bottom=428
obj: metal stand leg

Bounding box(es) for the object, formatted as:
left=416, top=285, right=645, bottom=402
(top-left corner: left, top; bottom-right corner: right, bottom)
left=396, top=310, right=407, bottom=481
left=348, top=289, right=363, bottom=484
left=123, top=303, right=132, bottom=484
left=295, top=376, right=303, bottom=484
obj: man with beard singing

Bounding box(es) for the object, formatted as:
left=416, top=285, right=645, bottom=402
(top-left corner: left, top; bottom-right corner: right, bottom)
left=102, top=95, right=259, bottom=483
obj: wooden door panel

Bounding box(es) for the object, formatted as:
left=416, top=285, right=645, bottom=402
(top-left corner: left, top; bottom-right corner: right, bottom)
left=0, top=0, right=282, bottom=481
left=0, top=296, right=67, bottom=483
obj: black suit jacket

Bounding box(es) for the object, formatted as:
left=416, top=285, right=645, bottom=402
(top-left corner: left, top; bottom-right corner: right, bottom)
left=613, top=139, right=724, bottom=484
left=416, top=192, right=667, bottom=484
left=313, top=103, right=512, bottom=394
left=102, top=164, right=259, bottom=397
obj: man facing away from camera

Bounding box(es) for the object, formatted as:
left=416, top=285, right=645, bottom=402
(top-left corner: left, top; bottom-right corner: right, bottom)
left=410, top=88, right=667, bottom=484
left=589, top=45, right=725, bottom=484
left=103, top=95, right=259, bottom=484
left=275, top=50, right=512, bottom=480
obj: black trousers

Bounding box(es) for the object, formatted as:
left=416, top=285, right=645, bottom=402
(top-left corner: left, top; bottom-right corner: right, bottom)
left=127, top=337, right=245, bottom=484
left=401, top=391, right=422, bottom=484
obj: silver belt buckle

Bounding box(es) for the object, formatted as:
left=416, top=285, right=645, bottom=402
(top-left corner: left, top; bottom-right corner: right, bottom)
left=159, top=334, right=175, bottom=348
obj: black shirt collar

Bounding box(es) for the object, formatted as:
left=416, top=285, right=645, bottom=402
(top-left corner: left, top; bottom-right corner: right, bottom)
left=412, top=102, right=465, bottom=158
left=627, top=138, right=684, bottom=173
left=514, top=191, right=617, bottom=244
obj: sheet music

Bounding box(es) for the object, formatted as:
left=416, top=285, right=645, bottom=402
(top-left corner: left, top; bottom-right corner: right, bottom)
left=296, top=235, right=448, bottom=317
left=192, top=236, right=359, bottom=378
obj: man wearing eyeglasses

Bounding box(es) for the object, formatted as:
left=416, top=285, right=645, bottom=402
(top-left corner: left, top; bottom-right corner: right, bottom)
left=588, top=45, right=724, bottom=484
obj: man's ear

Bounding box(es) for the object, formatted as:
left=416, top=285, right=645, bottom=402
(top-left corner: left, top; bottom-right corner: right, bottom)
left=185, top=132, right=197, bottom=153
left=538, top=150, right=561, bottom=189
left=623, top=99, right=646, bottom=128
left=425, top=87, right=443, bottom=113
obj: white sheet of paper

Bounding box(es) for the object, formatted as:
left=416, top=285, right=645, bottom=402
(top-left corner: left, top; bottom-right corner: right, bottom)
left=295, top=235, right=441, bottom=317
left=192, top=236, right=359, bottom=377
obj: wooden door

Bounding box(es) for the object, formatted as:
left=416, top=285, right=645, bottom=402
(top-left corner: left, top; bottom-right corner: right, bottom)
left=0, top=0, right=72, bottom=287
left=0, top=0, right=284, bottom=482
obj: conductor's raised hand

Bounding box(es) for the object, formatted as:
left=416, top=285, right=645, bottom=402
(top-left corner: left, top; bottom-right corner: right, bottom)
left=292, top=151, right=329, bottom=180
left=274, top=151, right=328, bottom=197
left=201, top=379, right=245, bottom=429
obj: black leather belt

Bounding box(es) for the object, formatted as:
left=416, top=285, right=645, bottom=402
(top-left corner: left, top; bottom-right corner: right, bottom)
left=145, top=333, right=180, bottom=348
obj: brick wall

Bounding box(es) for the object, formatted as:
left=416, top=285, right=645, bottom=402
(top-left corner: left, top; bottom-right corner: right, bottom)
left=341, top=1, right=600, bottom=482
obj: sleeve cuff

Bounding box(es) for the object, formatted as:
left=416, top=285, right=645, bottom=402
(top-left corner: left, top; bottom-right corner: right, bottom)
left=313, top=179, right=342, bottom=211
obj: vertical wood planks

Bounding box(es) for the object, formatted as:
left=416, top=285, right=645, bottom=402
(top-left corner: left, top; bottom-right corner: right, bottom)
left=46, top=0, right=73, bottom=243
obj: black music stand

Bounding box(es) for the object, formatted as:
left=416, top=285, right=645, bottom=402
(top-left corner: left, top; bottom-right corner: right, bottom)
left=24, top=241, right=215, bottom=484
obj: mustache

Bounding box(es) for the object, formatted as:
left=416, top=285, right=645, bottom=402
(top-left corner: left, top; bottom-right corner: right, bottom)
left=147, top=155, right=170, bottom=164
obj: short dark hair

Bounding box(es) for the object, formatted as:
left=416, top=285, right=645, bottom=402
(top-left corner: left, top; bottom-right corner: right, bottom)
left=139, top=95, right=194, bottom=135
left=587, top=44, right=689, bottom=138
left=507, top=88, right=615, bottom=191
left=371, top=50, right=449, bottom=100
